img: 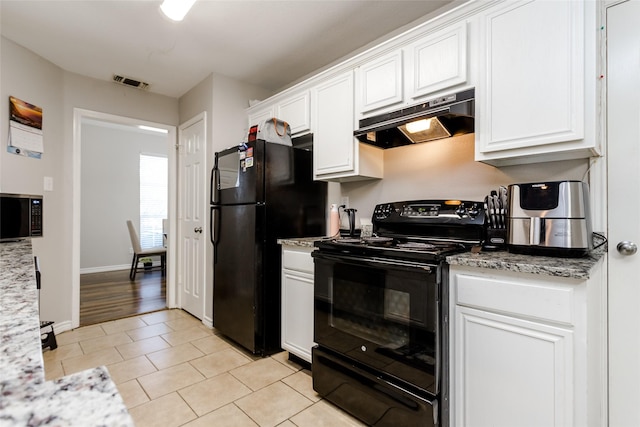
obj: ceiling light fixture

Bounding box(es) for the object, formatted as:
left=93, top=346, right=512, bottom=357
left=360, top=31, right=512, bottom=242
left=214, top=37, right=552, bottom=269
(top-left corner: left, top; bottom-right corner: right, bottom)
left=160, top=0, right=196, bottom=21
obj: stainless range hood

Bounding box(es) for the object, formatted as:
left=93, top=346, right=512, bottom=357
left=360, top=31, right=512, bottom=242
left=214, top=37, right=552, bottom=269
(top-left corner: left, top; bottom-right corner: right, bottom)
left=354, top=88, right=474, bottom=149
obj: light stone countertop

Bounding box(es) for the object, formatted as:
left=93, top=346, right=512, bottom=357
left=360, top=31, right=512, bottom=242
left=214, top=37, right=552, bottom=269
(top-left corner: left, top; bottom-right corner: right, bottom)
left=0, top=240, right=133, bottom=427
left=446, top=243, right=607, bottom=280
left=277, top=236, right=329, bottom=248
left=278, top=236, right=606, bottom=280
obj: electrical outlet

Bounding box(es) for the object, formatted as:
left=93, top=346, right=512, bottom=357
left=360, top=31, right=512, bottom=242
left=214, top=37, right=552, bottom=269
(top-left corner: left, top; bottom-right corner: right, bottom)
left=340, top=196, right=349, bottom=208
left=129, top=247, right=134, bottom=254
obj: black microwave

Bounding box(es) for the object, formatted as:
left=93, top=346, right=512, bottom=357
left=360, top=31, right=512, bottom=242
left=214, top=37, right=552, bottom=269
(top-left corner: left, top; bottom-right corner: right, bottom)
left=0, top=193, right=43, bottom=241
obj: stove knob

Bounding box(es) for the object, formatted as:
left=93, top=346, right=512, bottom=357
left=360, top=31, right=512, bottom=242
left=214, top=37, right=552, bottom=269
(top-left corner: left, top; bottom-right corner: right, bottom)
left=468, top=203, right=480, bottom=218
left=455, top=203, right=467, bottom=218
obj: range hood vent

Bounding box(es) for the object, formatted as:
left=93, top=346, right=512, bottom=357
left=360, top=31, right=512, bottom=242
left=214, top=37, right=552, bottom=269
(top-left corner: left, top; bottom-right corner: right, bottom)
left=112, top=74, right=150, bottom=90
left=354, top=88, right=474, bottom=149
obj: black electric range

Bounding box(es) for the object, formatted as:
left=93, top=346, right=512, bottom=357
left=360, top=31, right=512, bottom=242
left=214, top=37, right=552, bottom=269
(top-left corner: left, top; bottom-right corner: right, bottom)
left=311, top=199, right=485, bottom=427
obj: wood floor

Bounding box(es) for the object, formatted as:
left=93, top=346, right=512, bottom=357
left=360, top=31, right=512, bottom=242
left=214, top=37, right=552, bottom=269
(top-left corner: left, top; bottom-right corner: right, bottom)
left=80, top=269, right=166, bottom=326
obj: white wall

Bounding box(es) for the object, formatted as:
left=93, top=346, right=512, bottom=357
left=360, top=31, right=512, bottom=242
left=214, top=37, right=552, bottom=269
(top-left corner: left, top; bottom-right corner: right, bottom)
left=1, top=37, right=68, bottom=324
left=80, top=122, right=168, bottom=271
left=341, top=134, right=589, bottom=221
left=1, top=36, right=179, bottom=325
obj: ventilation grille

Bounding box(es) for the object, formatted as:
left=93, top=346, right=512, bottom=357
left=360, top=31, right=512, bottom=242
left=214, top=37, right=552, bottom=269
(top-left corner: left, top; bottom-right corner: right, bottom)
left=112, top=74, right=150, bottom=90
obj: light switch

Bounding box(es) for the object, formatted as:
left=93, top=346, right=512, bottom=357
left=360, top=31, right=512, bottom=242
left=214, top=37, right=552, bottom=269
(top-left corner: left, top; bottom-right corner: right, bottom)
left=44, top=176, right=53, bottom=192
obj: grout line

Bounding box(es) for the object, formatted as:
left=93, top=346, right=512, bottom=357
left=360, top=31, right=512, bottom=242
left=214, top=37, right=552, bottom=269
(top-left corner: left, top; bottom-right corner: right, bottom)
left=232, top=401, right=261, bottom=427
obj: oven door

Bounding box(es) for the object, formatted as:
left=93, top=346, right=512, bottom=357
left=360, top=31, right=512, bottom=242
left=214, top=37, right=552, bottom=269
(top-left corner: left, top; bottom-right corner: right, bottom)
left=313, top=250, right=441, bottom=397
left=313, top=346, right=438, bottom=427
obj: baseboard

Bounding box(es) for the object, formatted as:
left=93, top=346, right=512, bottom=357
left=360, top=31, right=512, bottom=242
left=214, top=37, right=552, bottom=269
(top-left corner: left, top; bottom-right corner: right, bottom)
left=80, top=264, right=130, bottom=274
left=80, top=260, right=165, bottom=275
left=50, top=320, right=73, bottom=334
left=202, top=316, right=213, bottom=328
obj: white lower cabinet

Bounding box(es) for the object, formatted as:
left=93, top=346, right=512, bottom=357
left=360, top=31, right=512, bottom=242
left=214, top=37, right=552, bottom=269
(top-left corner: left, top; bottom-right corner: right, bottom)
left=449, top=264, right=606, bottom=427
left=455, top=306, right=573, bottom=427
left=281, top=245, right=315, bottom=363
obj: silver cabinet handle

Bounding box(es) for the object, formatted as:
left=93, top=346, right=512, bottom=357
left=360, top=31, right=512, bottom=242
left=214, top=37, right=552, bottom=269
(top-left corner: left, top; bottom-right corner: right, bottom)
left=194, top=226, right=203, bottom=233
left=617, top=241, right=637, bottom=256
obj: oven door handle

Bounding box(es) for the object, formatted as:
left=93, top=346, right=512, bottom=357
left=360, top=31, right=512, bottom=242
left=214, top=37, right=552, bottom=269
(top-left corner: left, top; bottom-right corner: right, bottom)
left=313, top=252, right=435, bottom=272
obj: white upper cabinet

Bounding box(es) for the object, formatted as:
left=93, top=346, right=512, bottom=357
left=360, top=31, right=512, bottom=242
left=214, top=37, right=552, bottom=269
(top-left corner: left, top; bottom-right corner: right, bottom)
left=247, top=105, right=274, bottom=129
left=312, top=71, right=383, bottom=181
left=313, top=71, right=355, bottom=178
left=356, top=51, right=404, bottom=114
left=247, top=91, right=311, bottom=137
left=277, top=91, right=311, bottom=135
left=405, top=21, right=468, bottom=101
left=355, top=21, right=469, bottom=118
left=475, top=0, right=598, bottom=166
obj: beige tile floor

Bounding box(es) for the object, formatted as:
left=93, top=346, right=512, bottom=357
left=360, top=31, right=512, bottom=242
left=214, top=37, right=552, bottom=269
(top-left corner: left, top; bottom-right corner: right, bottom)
left=43, top=309, right=366, bottom=427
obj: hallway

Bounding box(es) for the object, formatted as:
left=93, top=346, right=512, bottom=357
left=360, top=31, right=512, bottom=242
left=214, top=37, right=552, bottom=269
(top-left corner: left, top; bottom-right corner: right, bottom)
left=80, top=269, right=166, bottom=326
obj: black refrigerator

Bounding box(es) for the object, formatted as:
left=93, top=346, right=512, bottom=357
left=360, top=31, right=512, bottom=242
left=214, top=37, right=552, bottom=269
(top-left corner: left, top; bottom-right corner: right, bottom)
left=210, top=139, right=326, bottom=355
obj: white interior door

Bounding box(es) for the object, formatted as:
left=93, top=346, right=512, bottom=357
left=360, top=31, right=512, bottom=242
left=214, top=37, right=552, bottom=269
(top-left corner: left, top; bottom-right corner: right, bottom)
left=178, top=113, right=207, bottom=319
left=607, top=1, right=640, bottom=424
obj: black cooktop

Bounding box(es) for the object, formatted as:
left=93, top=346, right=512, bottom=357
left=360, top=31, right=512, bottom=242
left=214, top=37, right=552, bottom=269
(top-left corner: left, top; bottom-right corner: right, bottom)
left=315, top=199, right=485, bottom=263
left=315, top=236, right=469, bottom=263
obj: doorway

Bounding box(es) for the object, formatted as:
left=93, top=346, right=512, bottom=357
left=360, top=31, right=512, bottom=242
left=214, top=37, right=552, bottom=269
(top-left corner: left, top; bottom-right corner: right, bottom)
left=177, top=113, right=207, bottom=321
left=71, top=109, right=178, bottom=328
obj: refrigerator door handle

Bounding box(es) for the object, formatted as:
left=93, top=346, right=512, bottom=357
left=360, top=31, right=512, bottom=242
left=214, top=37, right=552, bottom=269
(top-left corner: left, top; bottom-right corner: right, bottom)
left=210, top=206, right=220, bottom=264
left=211, top=167, right=220, bottom=205
left=210, top=206, right=218, bottom=243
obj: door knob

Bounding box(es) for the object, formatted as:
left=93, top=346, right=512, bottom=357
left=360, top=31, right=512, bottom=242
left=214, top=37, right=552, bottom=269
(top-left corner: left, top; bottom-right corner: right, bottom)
left=194, top=226, right=203, bottom=233
left=617, top=241, right=637, bottom=256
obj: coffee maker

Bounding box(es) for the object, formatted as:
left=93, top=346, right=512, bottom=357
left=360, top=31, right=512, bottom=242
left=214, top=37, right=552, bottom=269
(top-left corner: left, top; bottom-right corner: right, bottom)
left=507, top=181, right=593, bottom=257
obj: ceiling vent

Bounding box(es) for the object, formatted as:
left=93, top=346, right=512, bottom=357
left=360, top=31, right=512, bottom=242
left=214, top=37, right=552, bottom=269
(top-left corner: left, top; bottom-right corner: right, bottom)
left=112, top=74, right=150, bottom=90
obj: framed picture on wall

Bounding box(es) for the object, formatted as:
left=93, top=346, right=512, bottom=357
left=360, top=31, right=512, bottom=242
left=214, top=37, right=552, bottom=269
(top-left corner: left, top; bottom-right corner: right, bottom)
left=7, top=96, right=43, bottom=159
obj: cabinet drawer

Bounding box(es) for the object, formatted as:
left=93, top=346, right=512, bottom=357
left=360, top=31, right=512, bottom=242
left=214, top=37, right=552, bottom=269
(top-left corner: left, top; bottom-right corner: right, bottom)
left=282, top=248, right=314, bottom=274
left=455, top=273, right=575, bottom=325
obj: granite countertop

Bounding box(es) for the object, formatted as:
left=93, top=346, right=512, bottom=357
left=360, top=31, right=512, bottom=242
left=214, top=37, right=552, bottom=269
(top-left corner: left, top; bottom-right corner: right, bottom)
left=446, top=242, right=607, bottom=280
left=0, top=240, right=133, bottom=426
left=277, top=236, right=329, bottom=248
left=278, top=236, right=606, bottom=281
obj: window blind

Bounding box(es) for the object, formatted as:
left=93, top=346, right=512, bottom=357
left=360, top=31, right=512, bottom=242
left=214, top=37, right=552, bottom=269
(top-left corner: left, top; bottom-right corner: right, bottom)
left=139, top=154, right=168, bottom=249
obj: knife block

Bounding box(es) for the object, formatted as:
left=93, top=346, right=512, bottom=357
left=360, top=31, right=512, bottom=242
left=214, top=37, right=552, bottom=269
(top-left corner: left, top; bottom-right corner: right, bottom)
left=483, top=228, right=507, bottom=251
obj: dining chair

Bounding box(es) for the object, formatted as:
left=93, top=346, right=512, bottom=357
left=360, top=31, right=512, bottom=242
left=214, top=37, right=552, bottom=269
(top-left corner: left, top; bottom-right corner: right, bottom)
left=126, top=220, right=166, bottom=281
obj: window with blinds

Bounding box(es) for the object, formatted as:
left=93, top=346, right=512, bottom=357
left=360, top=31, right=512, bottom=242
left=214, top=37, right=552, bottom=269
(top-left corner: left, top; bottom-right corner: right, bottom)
left=139, top=154, right=168, bottom=249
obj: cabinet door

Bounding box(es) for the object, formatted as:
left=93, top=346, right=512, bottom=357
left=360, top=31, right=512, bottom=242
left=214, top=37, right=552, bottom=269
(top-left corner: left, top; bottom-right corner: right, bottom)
left=312, top=71, right=356, bottom=178
left=248, top=106, right=275, bottom=128
left=277, top=91, right=311, bottom=135
left=476, top=0, right=588, bottom=161
left=281, top=270, right=315, bottom=363
left=454, top=306, right=573, bottom=427
left=405, top=21, right=467, bottom=101
left=357, top=50, right=403, bottom=114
